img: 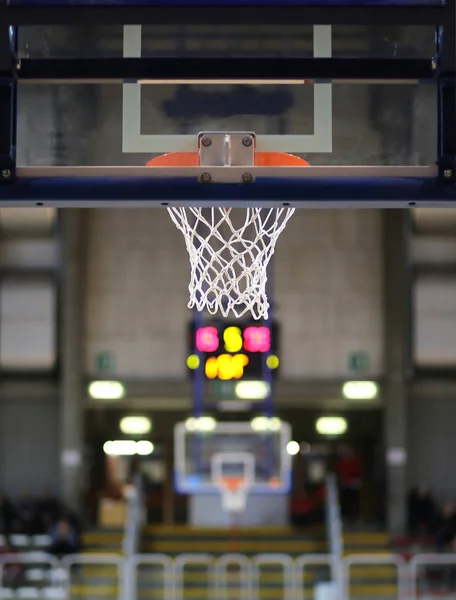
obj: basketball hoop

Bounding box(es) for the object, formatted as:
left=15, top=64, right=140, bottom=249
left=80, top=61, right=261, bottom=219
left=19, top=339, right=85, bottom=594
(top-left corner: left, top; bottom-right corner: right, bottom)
left=147, top=134, right=309, bottom=320
left=217, top=476, right=250, bottom=514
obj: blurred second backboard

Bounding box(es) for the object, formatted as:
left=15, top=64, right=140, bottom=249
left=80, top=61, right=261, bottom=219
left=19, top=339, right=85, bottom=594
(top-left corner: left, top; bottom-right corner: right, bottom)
left=174, top=420, right=292, bottom=498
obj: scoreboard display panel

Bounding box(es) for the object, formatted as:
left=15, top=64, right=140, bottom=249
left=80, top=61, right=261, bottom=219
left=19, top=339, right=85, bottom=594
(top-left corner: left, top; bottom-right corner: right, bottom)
left=188, top=320, right=279, bottom=381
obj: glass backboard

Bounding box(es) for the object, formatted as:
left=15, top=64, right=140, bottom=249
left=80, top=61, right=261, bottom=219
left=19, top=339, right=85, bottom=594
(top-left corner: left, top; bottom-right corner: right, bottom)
left=16, top=23, right=436, bottom=168
left=174, top=420, right=292, bottom=496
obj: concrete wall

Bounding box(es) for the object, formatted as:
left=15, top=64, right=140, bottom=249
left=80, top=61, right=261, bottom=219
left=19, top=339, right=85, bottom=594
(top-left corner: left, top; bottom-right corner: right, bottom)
left=85, top=209, right=190, bottom=378
left=414, top=276, right=456, bottom=366
left=408, top=396, right=456, bottom=503
left=275, top=210, right=383, bottom=378
left=190, top=493, right=289, bottom=527
left=0, top=398, right=60, bottom=496
left=412, top=228, right=456, bottom=367
left=0, top=201, right=57, bottom=372
left=85, top=209, right=384, bottom=379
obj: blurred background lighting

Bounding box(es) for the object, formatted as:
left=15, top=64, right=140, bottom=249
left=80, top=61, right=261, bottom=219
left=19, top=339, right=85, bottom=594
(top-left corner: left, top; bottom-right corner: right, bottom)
left=235, top=380, right=269, bottom=400
left=316, top=416, right=348, bottom=436
left=286, top=441, right=300, bottom=456
left=89, top=380, right=125, bottom=400
left=119, top=416, right=151, bottom=435
left=342, top=380, right=378, bottom=401
left=103, top=440, right=154, bottom=456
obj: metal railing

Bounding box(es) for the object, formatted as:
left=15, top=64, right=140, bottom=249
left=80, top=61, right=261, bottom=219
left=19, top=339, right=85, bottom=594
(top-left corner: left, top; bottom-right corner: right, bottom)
left=325, top=473, right=343, bottom=581
left=122, top=472, right=145, bottom=558
left=252, top=553, right=294, bottom=600
left=342, top=552, right=408, bottom=600
left=295, top=554, right=337, bottom=600
left=1, top=551, right=456, bottom=600
left=125, top=553, right=173, bottom=600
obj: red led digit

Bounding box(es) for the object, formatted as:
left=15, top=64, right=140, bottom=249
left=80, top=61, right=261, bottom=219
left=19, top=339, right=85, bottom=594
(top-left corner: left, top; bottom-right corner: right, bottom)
left=196, top=326, right=219, bottom=352
left=243, top=326, right=271, bottom=353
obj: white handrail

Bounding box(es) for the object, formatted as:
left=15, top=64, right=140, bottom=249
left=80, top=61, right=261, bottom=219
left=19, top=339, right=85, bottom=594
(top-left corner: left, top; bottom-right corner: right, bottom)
left=125, top=553, right=174, bottom=600
left=215, top=553, right=252, bottom=600
left=409, top=552, right=456, bottom=599
left=61, top=552, right=124, bottom=600
left=173, top=553, right=215, bottom=600
left=0, top=552, right=59, bottom=589
left=294, top=554, right=338, bottom=600
left=342, top=552, right=408, bottom=600
left=3, top=550, right=455, bottom=600
left=325, top=472, right=343, bottom=581
left=123, top=472, right=145, bottom=557
left=251, top=553, right=294, bottom=600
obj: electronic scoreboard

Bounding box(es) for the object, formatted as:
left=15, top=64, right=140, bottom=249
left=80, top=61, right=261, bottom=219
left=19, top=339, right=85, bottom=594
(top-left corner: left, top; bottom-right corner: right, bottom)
left=187, top=320, right=279, bottom=381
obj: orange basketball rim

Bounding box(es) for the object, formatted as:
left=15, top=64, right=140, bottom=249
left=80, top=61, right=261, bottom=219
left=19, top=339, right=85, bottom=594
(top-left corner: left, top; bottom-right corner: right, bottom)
left=146, top=151, right=309, bottom=167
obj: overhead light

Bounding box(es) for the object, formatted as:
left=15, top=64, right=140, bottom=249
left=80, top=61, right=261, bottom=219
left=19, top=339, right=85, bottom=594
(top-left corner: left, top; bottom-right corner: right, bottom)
left=185, top=416, right=217, bottom=432
left=120, top=416, right=151, bottom=435
left=250, top=416, right=282, bottom=432
left=269, top=417, right=282, bottom=431
left=89, top=380, right=125, bottom=400
left=136, top=440, right=154, bottom=456
left=300, top=442, right=311, bottom=455
left=103, top=440, right=136, bottom=456
left=316, top=416, right=348, bottom=436
left=103, top=440, right=154, bottom=456
left=342, top=381, right=378, bottom=401
left=286, top=441, right=300, bottom=456
left=235, top=381, right=270, bottom=400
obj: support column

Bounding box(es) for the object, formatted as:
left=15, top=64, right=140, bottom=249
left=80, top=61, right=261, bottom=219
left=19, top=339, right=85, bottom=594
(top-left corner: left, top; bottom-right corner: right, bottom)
left=59, top=209, right=86, bottom=512
left=163, top=438, right=175, bottom=525
left=383, top=209, right=411, bottom=534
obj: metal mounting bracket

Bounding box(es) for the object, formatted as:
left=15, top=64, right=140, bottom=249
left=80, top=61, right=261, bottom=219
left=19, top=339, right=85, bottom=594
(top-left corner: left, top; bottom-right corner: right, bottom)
left=198, top=131, right=256, bottom=184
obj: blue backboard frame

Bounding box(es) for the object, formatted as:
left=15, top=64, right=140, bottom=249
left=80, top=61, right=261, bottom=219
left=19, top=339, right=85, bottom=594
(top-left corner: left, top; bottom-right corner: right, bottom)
left=173, top=420, right=293, bottom=496
left=1, top=0, right=456, bottom=207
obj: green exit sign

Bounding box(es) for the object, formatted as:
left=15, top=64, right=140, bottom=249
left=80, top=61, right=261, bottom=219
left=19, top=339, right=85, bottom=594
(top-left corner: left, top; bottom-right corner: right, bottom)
left=215, top=381, right=235, bottom=398
left=95, top=351, right=115, bottom=374
left=348, top=351, right=370, bottom=373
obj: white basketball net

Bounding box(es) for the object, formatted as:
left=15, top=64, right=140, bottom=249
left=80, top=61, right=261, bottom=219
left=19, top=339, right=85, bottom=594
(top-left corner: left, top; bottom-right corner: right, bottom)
left=218, top=481, right=248, bottom=514
left=167, top=207, right=295, bottom=320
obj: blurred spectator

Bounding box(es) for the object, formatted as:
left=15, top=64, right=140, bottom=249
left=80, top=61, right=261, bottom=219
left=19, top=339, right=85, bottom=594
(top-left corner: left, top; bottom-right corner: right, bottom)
left=408, top=485, right=436, bottom=536
left=291, top=484, right=326, bottom=526
left=66, top=509, right=82, bottom=543
left=49, top=515, right=80, bottom=557
left=37, top=488, right=61, bottom=532
left=0, top=492, right=15, bottom=543
left=0, top=542, right=25, bottom=587
left=16, top=491, right=42, bottom=535
left=436, top=501, right=456, bottom=551
left=336, top=445, right=361, bottom=522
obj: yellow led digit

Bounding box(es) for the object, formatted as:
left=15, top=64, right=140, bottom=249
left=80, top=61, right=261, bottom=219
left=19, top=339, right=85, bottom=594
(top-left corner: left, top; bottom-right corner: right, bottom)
left=205, top=356, right=218, bottom=379
left=223, top=326, right=243, bottom=353
left=217, top=354, right=234, bottom=380
left=209, top=353, right=250, bottom=380
left=232, top=354, right=249, bottom=379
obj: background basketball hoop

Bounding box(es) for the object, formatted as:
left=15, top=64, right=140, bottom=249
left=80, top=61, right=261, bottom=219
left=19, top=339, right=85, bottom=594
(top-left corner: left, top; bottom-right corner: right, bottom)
left=211, top=450, right=256, bottom=515
left=217, top=476, right=250, bottom=514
